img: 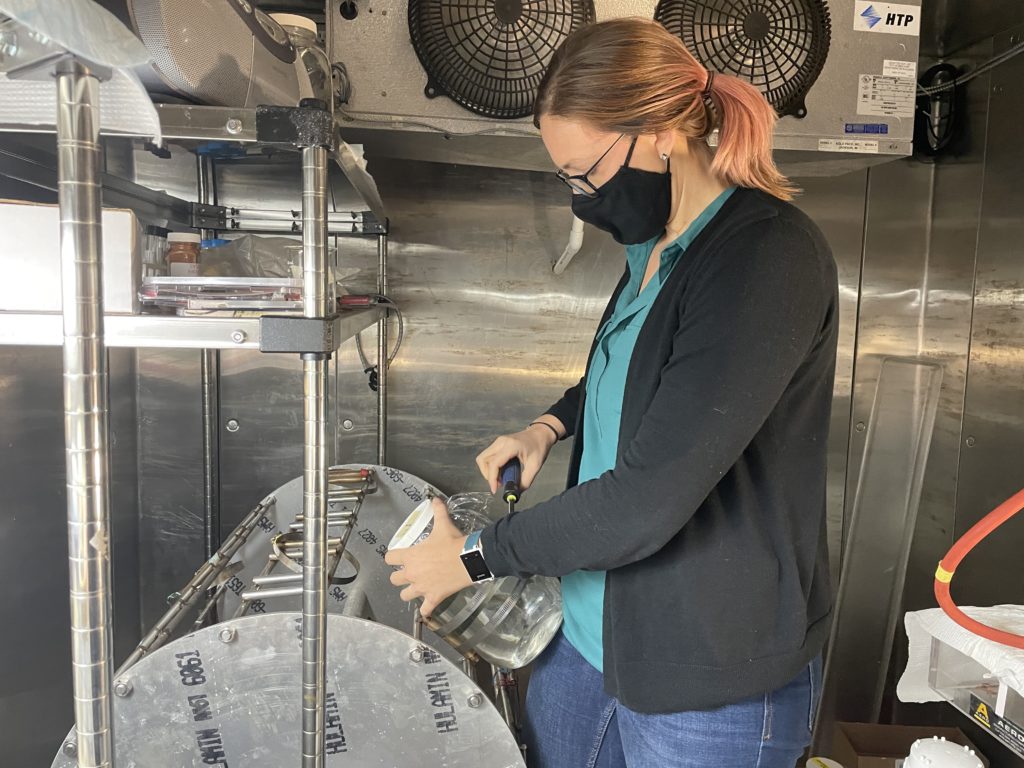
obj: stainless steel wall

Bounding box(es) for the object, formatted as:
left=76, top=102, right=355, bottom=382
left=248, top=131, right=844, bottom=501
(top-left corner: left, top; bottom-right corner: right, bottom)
left=0, top=347, right=141, bottom=766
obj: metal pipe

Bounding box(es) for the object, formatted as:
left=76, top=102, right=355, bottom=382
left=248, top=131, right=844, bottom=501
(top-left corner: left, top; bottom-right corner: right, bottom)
left=301, top=144, right=330, bottom=767
left=376, top=235, right=388, bottom=464
left=57, top=59, right=114, bottom=768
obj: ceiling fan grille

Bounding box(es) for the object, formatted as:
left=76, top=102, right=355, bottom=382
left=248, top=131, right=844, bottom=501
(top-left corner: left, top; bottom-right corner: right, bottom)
left=408, top=0, right=595, bottom=120
left=655, top=0, right=831, bottom=118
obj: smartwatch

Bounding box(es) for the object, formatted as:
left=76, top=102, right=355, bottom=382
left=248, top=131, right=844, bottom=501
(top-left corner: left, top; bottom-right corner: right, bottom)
left=460, top=530, right=493, bottom=583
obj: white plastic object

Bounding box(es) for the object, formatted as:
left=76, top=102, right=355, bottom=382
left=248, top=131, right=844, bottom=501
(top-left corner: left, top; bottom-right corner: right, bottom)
left=268, top=13, right=317, bottom=35
left=167, top=232, right=201, bottom=244
left=903, top=736, right=984, bottom=768
left=553, top=216, right=585, bottom=275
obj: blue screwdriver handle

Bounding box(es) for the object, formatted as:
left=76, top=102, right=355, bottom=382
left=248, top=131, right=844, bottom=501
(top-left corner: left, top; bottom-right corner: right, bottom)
left=500, top=459, right=522, bottom=507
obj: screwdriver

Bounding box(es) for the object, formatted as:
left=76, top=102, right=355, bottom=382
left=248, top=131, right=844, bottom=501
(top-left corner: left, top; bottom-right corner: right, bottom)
left=499, top=458, right=523, bottom=516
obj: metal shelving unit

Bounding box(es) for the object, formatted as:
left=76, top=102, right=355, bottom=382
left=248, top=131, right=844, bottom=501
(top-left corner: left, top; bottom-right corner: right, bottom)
left=0, top=12, right=390, bottom=767
left=0, top=308, right=380, bottom=350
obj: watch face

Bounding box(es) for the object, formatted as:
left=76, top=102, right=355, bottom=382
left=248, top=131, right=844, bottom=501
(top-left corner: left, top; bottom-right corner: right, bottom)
left=460, top=550, right=492, bottom=582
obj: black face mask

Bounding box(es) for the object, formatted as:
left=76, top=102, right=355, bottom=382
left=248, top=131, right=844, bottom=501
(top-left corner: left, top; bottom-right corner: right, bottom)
left=570, top=145, right=672, bottom=245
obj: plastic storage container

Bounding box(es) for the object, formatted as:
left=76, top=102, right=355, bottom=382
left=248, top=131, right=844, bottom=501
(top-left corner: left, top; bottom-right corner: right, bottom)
left=270, top=14, right=332, bottom=111
left=389, top=493, right=562, bottom=669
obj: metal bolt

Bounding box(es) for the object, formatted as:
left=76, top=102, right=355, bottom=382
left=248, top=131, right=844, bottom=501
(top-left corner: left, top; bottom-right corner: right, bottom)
left=409, top=648, right=423, bottom=662
left=62, top=742, right=77, bottom=758
left=966, top=436, right=976, bottom=447
left=226, top=117, right=243, bottom=135
left=855, top=421, right=866, bottom=433
left=226, top=419, right=240, bottom=433
left=230, top=329, right=247, bottom=344
left=114, top=678, right=133, bottom=697
left=342, top=419, right=354, bottom=431
left=467, top=693, right=484, bottom=708
left=166, top=591, right=182, bottom=605
left=219, top=627, right=237, bottom=643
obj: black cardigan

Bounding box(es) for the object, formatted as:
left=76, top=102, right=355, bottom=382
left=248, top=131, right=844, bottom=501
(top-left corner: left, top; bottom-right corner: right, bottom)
left=480, top=188, right=838, bottom=713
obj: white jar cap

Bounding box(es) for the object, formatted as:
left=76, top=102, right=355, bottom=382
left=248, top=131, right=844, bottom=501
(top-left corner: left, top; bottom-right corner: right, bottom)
left=167, top=232, right=201, bottom=244
left=269, top=13, right=317, bottom=35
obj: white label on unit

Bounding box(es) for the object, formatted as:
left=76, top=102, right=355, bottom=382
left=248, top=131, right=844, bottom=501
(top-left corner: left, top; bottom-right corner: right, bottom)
left=853, top=2, right=921, bottom=36
left=858, top=74, right=916, bottom=118
left=883, top=59, right=918, bottom=79
left=168, top=262, right=200, bottom=277
left=819, top=138, right=879, bottom=154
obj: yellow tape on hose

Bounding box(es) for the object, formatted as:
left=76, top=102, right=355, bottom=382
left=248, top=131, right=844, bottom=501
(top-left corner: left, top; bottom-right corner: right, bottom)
left=935, top=564, right=955, bottom=583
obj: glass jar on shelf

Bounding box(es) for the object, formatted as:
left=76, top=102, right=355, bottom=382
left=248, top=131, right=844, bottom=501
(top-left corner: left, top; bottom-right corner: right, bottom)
left=165, top=232, right=201, bottom=277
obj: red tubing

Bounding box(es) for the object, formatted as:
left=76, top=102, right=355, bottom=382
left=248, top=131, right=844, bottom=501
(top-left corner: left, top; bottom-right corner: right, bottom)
left=934, top=487, right=1024, bottom=649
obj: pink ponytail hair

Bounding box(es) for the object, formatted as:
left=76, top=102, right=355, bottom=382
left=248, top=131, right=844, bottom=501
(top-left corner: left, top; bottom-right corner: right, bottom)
left=535, top=18, right=796, bottom=201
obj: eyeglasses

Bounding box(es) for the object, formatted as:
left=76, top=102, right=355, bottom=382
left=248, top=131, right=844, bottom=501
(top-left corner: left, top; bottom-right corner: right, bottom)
left=555, top=133, right=631, bottom=198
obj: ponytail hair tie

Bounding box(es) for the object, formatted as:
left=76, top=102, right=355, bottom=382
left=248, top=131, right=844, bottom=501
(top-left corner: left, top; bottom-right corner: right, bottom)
left=702, top=71, right=716, bottom=102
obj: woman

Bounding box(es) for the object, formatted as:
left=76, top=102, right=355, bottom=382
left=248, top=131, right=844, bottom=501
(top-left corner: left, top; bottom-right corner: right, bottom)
left=386, top=18, right=838, bottom=768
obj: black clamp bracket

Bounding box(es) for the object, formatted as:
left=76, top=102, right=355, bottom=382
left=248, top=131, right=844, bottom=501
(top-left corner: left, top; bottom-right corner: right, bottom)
left=255, top=99, right=334, bottom=150
left=192, top=203, right=227, bottom=231
left=259, top=315, right=342, bottom=355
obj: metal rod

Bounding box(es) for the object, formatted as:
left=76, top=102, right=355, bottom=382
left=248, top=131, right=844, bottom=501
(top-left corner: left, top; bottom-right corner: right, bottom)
left=121, top=497, right=272, bottom=669
left=226, top=217, right=378, bottom=236
left=301, top=143, right=330, bottom=768
left=197, top=153, right=223, bottom=626
left=376, top=235, right=388, bottom=464
left=200, top=350, right=221, bottom=560
left=57, top=59, right=114, bottom=768
left=493, top=665, right=516, bottom=730
left=252, top=573, right=304, bottom=585
left=242, top=585, right=306, bottom=601
left=232, top=557, right=279, bottom=619
left=231, top=207, right=373, bottom=223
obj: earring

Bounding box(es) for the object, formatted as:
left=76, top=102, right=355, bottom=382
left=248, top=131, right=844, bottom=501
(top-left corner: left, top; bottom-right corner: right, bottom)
left=660, top=153, right=669, bottom=161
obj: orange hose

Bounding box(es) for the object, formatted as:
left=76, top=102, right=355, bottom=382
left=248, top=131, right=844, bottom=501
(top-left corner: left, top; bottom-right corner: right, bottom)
left=934, top=487, right=1024, bottom=649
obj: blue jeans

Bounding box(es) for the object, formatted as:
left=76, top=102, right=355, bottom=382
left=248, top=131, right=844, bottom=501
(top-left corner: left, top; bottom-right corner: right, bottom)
left=523, top=632, right=822, bottom=768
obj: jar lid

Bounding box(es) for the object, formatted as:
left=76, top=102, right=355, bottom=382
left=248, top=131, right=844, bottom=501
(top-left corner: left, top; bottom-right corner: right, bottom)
left=167, top=232, right=201, bottom=244
left=269, top=13, right=317, bottom=35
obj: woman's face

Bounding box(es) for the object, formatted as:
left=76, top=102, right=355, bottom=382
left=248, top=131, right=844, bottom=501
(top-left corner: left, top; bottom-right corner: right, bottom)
left=538, top=115, right=671, bottom=192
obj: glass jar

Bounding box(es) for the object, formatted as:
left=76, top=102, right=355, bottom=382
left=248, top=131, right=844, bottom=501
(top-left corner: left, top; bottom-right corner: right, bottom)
left=166, top=232, right=201, bottom=277
left=270, top=13, right=333, bottom=112
left=389, top=493, right=563, bottom=669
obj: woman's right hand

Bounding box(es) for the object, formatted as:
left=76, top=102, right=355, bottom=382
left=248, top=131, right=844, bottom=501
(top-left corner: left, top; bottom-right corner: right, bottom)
left=476, top=422, right=561, bottom=495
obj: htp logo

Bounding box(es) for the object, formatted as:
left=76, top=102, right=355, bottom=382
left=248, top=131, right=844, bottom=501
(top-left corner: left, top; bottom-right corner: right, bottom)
left=853, top=1, right=920, bottom=36
left=860, top=5, right=882, bottom=28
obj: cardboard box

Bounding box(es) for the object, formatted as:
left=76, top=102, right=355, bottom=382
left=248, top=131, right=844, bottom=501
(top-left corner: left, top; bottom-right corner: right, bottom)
left=830, top=722, right=989, bottom=768
left=0, top=200, right=141, bottom=314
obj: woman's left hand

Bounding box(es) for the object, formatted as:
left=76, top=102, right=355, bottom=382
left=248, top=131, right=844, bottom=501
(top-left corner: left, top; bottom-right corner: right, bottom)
left=385, top=498, right=472, bottom=617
